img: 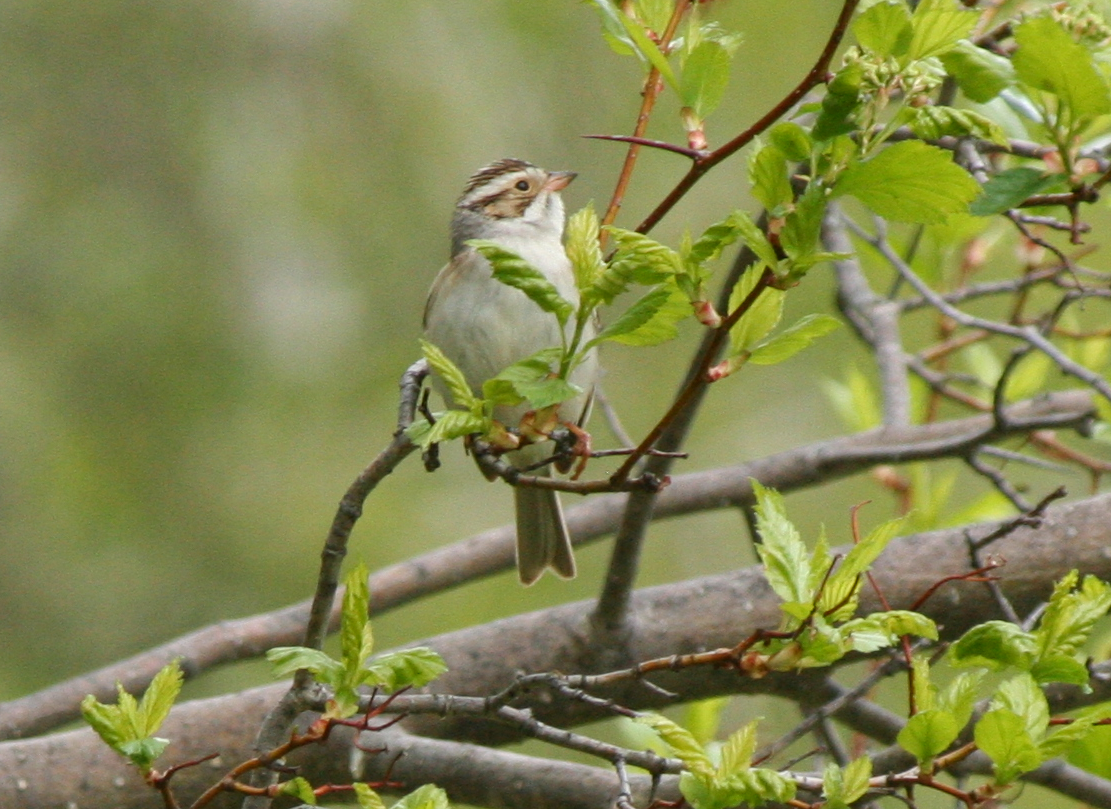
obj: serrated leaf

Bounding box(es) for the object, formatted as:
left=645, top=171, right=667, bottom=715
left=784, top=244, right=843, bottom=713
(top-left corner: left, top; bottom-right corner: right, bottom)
left=279, top=776, right=318, bottom=804
left=267, top=646, right=345, bottom=684
left=752, top=481, right=812, bottom=606
left=1035, top=572, right=1111, bottom=661
left=420, top=339, right=478, bottom=411
left=1041, top=712, right=1101, bottom=760
left=727, top=269, right=783, bottom=357
left=1031, top=655, right=1092, bottom=687
left=637, top=713, right=714, bottom=778
left=941, top=39, right=1016, bottom=103
left=137, top=660, right=183, bottom=738
left=489, top=350, right=581, bottom=410
left=414, top=410, right=490, bottom=449
left=353, top=783, right=387, bottom=809
left=948, top=620, right=1036, bottom=670
left=681, top=40, right=732, bottom=117
left=341, top=563, right=373, bottom=679
left=748, top=314, right=841, bottom=366
left=905, top=0, right=977, bottom=63
left=975, top=708, right=1043, bottom=784
left=823, top=366, right=881, bottom=432
left=589, top=285, right=675, bottom=347
left=854, top=1, right=912, bottom=57
left=813, top=64, right=863, bottom=141
left=1013, top=16, right=1111, bottom=122
left=81, top=696, right=128, bottom=750
left=749, top=144, right=792, bottom=212
left=565, top=203, right=605, bottom=292
left=687, top=210, right=751, bottom=268
left=603, top=283, right=690, bottom=347
left=899, top=709, right=960, bottom=764
left=729, top=210, right=779, bottom=273
left=592, top=227, right=681, bottom=305
left=718, top=720, right=758, bottom=779
left=819, top=516, right=904, bottom=619
left=912, top=655, right=936, bottom=713
left=362, top=647, right=448, bottom=692
left=468, top=240, right=574, bottom=326
left=833, top=141, right=980, bottom=224
left=970, top=167, right=1064, bottom=216
left=392, top=784, right=451, bottom=809
left=841, top=755, right=873, bottom=804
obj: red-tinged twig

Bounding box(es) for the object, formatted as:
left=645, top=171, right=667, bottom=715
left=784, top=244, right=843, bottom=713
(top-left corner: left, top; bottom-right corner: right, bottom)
left=585, top=133, right=707, bottom=160
left=634, top=0, right=861, bottom=234
left=150, top=751, right=221, bottom=807
left=908, top=561, right=1005, bottom=613
left=599, top=1, right=694, bottom=236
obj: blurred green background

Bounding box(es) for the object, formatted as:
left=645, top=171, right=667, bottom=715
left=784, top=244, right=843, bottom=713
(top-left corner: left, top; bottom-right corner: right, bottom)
left=1, top=0, right=1102, bottom=727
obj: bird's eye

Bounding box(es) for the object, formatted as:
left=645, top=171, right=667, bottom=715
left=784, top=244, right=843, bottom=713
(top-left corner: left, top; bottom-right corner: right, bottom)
left=515, top=180, right=530, bottom=191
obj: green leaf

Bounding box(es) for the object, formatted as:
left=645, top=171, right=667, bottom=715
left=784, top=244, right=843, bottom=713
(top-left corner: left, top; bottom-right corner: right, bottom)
left=948, top=620, right=1036, bottom=670
left=726, top=269, right=783, bottom=357
left=591, top=227, right=681, bottom=305
left=81, top=695, right=128, bottom=750
left=565, top=203, right=605, bottom=292
left=842, top=756, right=873, bottom=805
left=136, top=660, right=183, bottom=738
left=267, top=646, right=345, bottom=684
left=841, top=611, right=938, bottom=652
left=353, top=783, right=388, bottom=809
left=832, top=141, right=981, bottom=224
left=279, top=777, right=318, bottom=805
left=718, top=768, right=797, bottom=806
left=587, top=0, right=640, bottom=59
left=362, top=647, right=448, bottom=692
left=780, top=184, right=827, bottom=261
left=590, top=285, right=673, bottom=345
left=391, top=784, right=451, bottom=809
left=1031, top=654, right=1091, bottom=687
left=717, top=720, right=758, bottom=779
left=819, top=516, right=904, bottom=620
left=684, top=697, right=729, bottom=747
left=905, top=0, right=977, bottom=62
left=688, top=210, right=754, bottom=267
left=491, top=350, right=581, bottom=410
left=748, top=314, right=841, bottom=366
left=768, top=122, right=811, bottom=162
left=615, top=7, right=680, bottom=91
left=975, top=708, right=1043, bottom=784
left=420, top=339, right=478, bottom=410
left=468, top=239, right=574, bottom=326
left=853, top=1, right=912, bottom=57
left=912, top=655, right=936, bottom=713
left=941, top=40, right=1016, bottom=103
left=813, top=64, right=863, bottom=141
left=752, top=480, right=812, bottom=606
left=970, top=167, right=1064, bottom=216
left=1035, top=572, right=1111, bottom=661
left=118, top=737, right=170, bottom=772
left=992, top=673, right=1049, bottom=740
left=1041, top=712, right=1101, bottom=760
left=601, top=283, right=690, bottom=347
left=411, top=410, right=490, bottom=449
left=637, top=713, right=714, bottom=778
left=899, top=710, right=960, bottom=764
left=908, top=105, right=1008, bottom=145
left=681, top=40, right=732, bottom=117
left=341, top=563, right=373, bottom=678
left=749, top=144, right=793, bottom=213
left=938, top=670, right=985, bottom=730
left=824, top=365, right=881, bottom=432
left=1013, top=16, right=1111, bottom=123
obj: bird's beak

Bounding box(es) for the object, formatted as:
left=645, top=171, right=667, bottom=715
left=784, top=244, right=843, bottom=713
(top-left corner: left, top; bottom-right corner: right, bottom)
left=544, top=171, right=577, bottom=192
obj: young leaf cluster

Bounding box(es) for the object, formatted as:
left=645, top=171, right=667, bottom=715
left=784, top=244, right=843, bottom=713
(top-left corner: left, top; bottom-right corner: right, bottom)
left=750, top=481, right=937, bottom=671
left=80, top=659, right=184, bottom=774
left=267, top=563, right=448, bottom=719
left=636, top=714, right=796, bottom=809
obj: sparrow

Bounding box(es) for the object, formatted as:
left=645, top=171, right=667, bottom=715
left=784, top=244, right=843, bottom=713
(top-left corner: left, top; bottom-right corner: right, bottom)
left=423, top=158, right=598, bottom=584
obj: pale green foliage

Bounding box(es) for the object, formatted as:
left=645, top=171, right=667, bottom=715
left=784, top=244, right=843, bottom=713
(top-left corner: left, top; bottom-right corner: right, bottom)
left=822, top=756, right=873, bottom=809
left=267, top=563, right=448, bottom=719
left=81, top=659, right=183, bottom=773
